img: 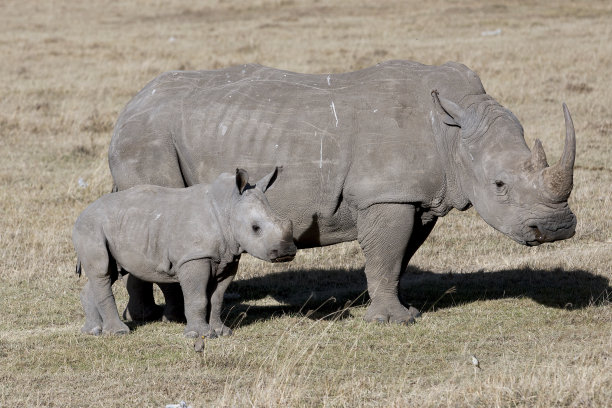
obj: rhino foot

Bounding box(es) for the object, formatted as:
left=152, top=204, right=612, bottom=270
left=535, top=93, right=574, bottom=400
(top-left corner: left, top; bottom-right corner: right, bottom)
left=365, top=304, right=421, bottom=325
left=102, top=321, right=130, bottom=335
left=184, top=324, right=217, bottom=339
left=81, top=323, right=102, bottom=336
left=212, top=324, right=233, bottom=337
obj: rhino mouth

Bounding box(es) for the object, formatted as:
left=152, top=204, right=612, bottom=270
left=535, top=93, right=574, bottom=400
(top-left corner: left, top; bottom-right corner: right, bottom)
left=526, top=225, right=545, bottom=246
left=524, top=223, right=575, bottom=246
left=271, top=255, right=295, bottom=263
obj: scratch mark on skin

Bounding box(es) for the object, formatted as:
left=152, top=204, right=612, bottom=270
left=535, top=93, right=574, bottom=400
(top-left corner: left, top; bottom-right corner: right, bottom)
left=429, top=111, right=435, bottom=127
left=219, top=123, right=228, bottom=136
left=327, top=75, right=331, bottom=86
left=154, top=213, right=161, bottom=220
left=330, top=101, right=338, bottom=127
left=151, top=89, right=156, bottom=95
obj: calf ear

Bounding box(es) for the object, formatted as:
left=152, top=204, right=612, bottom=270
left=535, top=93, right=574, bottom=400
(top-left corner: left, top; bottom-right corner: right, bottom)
left=235, top=168, right=249, bottom=195
left=255, top=166, right=281, bottom=193
left=431, top=90, right=464, bottom=127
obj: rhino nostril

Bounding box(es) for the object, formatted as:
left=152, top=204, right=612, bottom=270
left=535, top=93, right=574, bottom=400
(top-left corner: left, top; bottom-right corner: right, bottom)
left=529, top=225, right=545, bottom=242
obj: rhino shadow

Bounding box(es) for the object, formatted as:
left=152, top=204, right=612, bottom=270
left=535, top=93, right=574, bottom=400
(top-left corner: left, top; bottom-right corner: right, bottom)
left=221, top=266, right=611, bottom=328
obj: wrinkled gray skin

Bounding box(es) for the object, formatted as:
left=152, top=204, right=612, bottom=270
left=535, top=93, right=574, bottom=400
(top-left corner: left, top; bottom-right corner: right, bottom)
left=73, top=168, right=296, bottom=337
left=108, top=61, right=577, bottom=325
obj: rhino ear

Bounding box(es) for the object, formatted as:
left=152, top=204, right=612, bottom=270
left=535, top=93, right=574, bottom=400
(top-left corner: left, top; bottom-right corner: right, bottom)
left=255, top=166, right=281, bottom=193
left=431, top=90, right=464, bottom=127
left=235, top=168, right=249, bottom=195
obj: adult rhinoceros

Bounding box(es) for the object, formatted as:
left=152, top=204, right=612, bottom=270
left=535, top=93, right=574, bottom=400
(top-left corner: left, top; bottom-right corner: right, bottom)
left=108, top=61, right=577, bottom=324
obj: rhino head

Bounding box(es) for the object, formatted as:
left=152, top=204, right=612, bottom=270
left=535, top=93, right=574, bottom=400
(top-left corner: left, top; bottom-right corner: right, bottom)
left=432, top=91, right=576, bottom=246
left=230, top=167, right=297, bottom=261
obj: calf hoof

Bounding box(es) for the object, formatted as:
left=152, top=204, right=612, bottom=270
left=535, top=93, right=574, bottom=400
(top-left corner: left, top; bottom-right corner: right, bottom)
left=81, top=323, right=102, bottom=336
left=103, top=322, right=130, bottom=335
left=184, top=326, right=217, bottom=339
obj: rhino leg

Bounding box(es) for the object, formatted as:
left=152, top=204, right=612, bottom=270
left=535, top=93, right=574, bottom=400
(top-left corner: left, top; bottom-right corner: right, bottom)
left=208, top=261, right=239, bottom=337
left=123, top=275, right=164, bottom=322
left=80, top=281, right=102, bottom=335
left=159, top=283, right=186, bottom=323
left=178, top=258, right=217, bottom=339
left=79, top=243, right=129, bottom=335
left=358, top=203, right=425, bottom=325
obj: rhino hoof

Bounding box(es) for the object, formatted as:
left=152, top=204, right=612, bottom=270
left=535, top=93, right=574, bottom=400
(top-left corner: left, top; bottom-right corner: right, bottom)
left=184, top=330, right=199, bottom=338
left=213, top=325, right=233, bottom=337
left=81, top=325, right=102, bottom=336
left=373, top=316, right=388, bottom=324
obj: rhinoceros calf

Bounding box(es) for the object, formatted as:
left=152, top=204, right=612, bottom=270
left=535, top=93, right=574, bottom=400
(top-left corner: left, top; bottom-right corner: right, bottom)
left=73, top=168, right=296, bottom=337
left=109, top=61, right=577, bottom=325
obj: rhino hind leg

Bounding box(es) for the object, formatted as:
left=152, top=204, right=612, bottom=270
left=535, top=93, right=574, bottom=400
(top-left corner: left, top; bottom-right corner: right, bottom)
left=358, top=203, right=425, bottom=325
left=77, top=237, right=129, bottom=335
left=159, top=282, right=186, bottom=323
left=122, top=275, right=164, bottom=322
left=80, top=281, right=102, bottom=335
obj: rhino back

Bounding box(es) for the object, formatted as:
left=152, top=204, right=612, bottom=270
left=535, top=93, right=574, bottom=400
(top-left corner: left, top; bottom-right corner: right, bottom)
left=87, top=185, right=223, bottom=280
left=111, top=61, right=486, bottom=245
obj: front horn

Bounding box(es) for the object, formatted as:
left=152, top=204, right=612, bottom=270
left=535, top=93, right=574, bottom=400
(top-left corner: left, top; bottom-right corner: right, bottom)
left=541, top=103, right=576, bottom=202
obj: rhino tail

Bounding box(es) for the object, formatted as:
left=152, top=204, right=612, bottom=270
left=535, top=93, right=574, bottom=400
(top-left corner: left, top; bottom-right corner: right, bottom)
left=75, top=259, right=82, bottom=277
left=111, top=183, right=118, bottom=193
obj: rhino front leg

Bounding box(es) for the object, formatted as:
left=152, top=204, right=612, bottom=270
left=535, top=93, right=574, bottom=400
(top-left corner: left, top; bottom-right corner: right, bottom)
left=178, top=259, right=216, bottom=339
left=208, top=261, right=239, bottom=337
left=123, top=275, right=164, bottom=322
left=358, top=203, right=422, bottom=325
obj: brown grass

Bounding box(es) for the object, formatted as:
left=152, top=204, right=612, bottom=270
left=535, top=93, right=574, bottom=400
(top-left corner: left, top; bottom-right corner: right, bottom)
left=1, top=0, right=611, bottom=406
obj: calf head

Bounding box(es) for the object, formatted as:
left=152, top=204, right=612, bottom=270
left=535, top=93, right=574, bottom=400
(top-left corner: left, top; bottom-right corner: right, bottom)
left=230, top=167, right=296, bottom=261
left=432, top=91, right=576, bottom=246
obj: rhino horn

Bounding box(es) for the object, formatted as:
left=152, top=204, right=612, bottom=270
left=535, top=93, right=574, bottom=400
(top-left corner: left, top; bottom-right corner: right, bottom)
left=530, top=139, right=548, bottom=170
left=540, top=103, right=576, bottom=201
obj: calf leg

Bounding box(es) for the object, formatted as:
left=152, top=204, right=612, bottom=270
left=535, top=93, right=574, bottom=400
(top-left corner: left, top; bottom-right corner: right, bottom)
left=208, top=261, right=239, bottom=337
left=177, top=259, right=215, bottom=338
left=81, top=248, right=129, bottom=335
left=358, top=203, right=421, bottom=324
left=80, top=281, right=102, bottom=335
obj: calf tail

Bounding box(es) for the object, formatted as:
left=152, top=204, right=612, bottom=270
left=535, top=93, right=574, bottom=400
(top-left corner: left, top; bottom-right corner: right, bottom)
left=75, top=259, right=82, bottom=277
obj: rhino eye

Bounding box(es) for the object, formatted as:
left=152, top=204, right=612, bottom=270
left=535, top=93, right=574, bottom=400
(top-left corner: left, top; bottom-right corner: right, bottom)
left=494, top=180, right=505, bottom=188
left=252, top=224, right=261, bottom=234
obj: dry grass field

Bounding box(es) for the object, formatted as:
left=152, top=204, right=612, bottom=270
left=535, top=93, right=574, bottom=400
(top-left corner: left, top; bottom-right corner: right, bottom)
left=1, top=0, right=611, bottom=406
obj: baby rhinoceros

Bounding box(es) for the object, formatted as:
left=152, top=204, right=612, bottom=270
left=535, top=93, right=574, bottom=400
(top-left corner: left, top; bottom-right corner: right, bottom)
left=73, top=168, right=295, bottom=338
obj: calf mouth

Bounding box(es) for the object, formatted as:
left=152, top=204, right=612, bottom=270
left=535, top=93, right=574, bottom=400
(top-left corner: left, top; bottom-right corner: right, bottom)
left=271, top=255, right=295, bottom=263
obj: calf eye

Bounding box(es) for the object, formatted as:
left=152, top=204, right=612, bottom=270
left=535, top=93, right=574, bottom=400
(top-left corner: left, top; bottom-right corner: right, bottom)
left=252, top=224, right=261, bottom=234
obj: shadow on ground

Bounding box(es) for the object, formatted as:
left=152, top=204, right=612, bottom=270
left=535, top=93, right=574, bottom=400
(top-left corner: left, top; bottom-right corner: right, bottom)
left=220, top=266, right=611, bottom=328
